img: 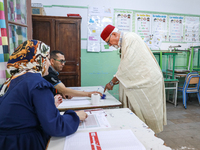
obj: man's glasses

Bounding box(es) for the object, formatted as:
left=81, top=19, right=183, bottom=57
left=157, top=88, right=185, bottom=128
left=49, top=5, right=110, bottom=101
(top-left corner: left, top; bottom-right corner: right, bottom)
left=53, top=58, right=66, bottom=64
left=106, top=33, right=112, bottom=45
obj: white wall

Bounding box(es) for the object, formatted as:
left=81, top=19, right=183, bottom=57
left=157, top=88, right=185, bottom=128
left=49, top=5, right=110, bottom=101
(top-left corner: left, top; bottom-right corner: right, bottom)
left=32, top=0, right=200, bottom=15
left=31, top=0, right=200, bottom=98
left=31, top=0, right=200, bottom=50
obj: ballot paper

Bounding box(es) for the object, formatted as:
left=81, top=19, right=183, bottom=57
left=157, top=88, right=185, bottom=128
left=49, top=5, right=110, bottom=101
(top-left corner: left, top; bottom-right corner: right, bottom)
left=58, top=97, right=91, bottom=108
left=69, top=97, right=90, bottom=100
left=78, top=110, right=110, bottom=130
left=63, top=129, right=146, bottom=150
left=67, top=87, right=82, bottom=90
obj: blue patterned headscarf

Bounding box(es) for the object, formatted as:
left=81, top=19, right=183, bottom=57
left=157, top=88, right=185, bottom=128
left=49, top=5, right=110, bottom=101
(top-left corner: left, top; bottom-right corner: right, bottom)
left=0, top=40, right=50, bottom=96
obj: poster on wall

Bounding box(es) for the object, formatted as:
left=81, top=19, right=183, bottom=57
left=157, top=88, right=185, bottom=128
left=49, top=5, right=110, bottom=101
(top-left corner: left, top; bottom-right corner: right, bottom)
left=169, top=16, right=184, bottom=42
left=115, top=10, right=133, bottom=32
left=152, top=14, right=167, bottom=41
left=135, top=13, right=151, bottom=40
left=87, top=6, right=114, bottom=52
left=87, top=6, right=102, bottom=52
left=101, top=7, right=115, bottom=52
left=185, top=17, right=199, bottom=42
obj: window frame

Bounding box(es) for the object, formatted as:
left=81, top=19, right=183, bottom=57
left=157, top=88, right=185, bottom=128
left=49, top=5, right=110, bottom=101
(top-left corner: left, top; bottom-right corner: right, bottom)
left=4, top=0, right=32, bottom=53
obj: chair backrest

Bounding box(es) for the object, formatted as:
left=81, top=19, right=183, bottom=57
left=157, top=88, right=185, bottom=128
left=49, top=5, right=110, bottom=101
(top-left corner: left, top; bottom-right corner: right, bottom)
left=183, top=72, right=200, bottom=91
left=189, top=77, right=199, bottom=84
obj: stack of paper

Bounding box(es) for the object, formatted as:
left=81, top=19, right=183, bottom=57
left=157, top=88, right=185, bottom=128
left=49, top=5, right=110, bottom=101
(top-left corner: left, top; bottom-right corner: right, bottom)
left=64, top=129, right=146, bottom=150
left=58, top=97, right=91, bottom=107
left=79, top=110, right=110, bottom=130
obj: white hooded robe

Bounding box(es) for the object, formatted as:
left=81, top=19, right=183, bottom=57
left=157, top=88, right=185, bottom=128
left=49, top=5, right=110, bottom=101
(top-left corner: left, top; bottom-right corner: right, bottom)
left=116, top=32, right=167, bottom=133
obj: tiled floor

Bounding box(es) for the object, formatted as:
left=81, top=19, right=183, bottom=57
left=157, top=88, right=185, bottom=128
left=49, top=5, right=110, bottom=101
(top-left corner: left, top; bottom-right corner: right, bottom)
left=157, top=97, right=200, bottom=150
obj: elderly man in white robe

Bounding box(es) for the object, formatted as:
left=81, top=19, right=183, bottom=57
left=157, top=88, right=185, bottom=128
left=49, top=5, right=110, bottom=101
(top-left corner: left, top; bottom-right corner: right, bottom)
left=101, top=24, right=167, bottom=133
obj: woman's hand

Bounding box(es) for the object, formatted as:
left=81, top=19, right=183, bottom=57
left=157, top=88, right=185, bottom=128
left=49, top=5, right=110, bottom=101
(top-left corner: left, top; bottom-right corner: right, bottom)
left=54, top=94, right=63, bottom=107
left=75, top=110, right=88, bottom=121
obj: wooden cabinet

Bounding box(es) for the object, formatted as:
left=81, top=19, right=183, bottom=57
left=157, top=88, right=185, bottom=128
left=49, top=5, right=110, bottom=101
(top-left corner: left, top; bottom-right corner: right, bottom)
left=32, top=15, right=81, bottom=87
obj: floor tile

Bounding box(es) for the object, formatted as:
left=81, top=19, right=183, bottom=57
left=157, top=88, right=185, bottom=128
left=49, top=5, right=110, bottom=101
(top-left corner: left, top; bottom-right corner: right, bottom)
left=157, top=98, right=200, bottom=150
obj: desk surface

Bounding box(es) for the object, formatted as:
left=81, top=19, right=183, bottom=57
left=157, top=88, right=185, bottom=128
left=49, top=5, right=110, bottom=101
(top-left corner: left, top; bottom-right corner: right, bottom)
left=168, top=69, right=190, bottom=73
left=47, top=108, right=171, bottom=150
left=57, top=86, right=122, bottom=111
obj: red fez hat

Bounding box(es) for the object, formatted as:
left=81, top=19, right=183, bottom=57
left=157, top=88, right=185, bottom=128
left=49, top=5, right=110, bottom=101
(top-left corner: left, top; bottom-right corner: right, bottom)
left=100, top=25, right=115, bottom=41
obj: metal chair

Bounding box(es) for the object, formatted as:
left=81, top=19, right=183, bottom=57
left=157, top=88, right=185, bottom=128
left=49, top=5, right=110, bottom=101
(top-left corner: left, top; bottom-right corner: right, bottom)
left=178, top=72, right=200, bottom=109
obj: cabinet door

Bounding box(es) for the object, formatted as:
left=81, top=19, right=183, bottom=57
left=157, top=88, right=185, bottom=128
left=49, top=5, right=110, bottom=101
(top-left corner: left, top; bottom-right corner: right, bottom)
left=32, top=17, right=55, bottom=50
left=55, top=19, right=81, bottom=87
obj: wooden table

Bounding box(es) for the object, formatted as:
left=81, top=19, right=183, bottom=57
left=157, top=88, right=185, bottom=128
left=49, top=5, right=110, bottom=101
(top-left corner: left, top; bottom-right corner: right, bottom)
left=47, top=108, right=171, bottom=150
left=57, top=86, right=122, bottom=111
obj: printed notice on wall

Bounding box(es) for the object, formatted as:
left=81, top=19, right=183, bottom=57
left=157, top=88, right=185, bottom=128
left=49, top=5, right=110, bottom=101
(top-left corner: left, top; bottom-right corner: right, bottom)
left=169, top=16, right=184, bottom=42
left=88, top=6, right=114, bottom=52
left=87, top=6, right=101, bottom=52
left=101, top=7, right=115, bottom=52
left=143, top=14, right=167, bottom=49
left=135, top=13, right=151, bottom=40
left=185, top=17, right=199, bottom=42
left=152, top=14, right=167, bottom=41
left=115, top=10, right=133, bottom=32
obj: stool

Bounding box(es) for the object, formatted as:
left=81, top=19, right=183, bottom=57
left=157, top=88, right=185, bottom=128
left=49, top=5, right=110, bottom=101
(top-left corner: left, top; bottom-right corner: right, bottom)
left=164, top=79, right=179, bottom=107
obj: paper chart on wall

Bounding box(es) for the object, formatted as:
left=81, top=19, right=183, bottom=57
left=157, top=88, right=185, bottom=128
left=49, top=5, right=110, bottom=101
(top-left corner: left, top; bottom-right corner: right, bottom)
left=88, top=22, right=101, bottom=42
left=135, top=13, right=151, bottom=40
left=88, top=6, right=114, bottom=52
left=63, top=129, right=146, bottom=150
left=185, top=17, right=199, bottom=42
left=87, top=6, right=102, bottom=52
left=146, top=14, right=165, bottom=49
left=101, top=15, right=115, bottom=52
left=169, top=16, right=184, bottom=42
left=101, top=7, right=115, bottom=52
left=115, top=10, right=133, bottom=32
left=152, top=14, right=167, bottom=42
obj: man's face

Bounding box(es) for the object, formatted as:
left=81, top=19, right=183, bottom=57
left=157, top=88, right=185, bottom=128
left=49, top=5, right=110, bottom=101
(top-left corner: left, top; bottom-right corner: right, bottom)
left=51, top=53, right=65, bottom=72
left=105, top=32, right=120, bottom=49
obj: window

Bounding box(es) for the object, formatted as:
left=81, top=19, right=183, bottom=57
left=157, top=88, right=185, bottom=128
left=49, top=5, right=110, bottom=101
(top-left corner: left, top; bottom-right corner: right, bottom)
left=4, top=0, right=32, bottom=54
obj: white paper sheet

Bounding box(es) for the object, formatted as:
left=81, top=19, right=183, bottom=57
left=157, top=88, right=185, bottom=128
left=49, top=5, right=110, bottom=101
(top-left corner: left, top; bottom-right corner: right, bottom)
left=67, top=87, right=82, bottom=90
left=58, top=97, right=91, bottom=107
left=69, top=97, right=89, bottom=100
left=64, top=129, right=146, bottom=150
left=78, top=110, right=110, bottom=130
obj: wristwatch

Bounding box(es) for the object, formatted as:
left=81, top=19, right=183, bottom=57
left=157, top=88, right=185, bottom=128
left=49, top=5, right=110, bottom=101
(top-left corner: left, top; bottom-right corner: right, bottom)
left=109, top=81, right=114, bottom=86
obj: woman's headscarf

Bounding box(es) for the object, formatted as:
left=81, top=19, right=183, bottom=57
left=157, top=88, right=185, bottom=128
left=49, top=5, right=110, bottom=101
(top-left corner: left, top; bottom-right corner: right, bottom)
left=0, top=39, right=50, bottom=96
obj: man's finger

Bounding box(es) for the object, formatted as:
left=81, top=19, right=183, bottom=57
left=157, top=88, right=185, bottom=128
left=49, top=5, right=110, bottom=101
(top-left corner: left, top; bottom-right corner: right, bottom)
left=103, top=87, right=107, bottom=93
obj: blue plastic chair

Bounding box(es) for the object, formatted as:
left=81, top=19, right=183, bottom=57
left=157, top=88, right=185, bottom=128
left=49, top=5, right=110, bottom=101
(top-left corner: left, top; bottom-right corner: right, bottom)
left=178, top=72, right=200, bottom=109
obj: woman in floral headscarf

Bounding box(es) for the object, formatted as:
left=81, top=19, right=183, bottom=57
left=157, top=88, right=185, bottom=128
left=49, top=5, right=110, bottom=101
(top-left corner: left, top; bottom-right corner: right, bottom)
left=0, top=40, right=87, bottom=150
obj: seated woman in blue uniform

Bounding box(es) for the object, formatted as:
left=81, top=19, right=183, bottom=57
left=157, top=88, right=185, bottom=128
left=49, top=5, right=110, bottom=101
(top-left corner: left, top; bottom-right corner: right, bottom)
left=0, top=40, right=88, bottom=150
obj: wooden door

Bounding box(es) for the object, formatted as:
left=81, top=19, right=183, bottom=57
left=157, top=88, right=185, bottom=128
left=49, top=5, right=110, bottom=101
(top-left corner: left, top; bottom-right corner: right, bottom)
left=55, top=18, right=81, bottom=87
left=32, top=16, right=55, bottom=50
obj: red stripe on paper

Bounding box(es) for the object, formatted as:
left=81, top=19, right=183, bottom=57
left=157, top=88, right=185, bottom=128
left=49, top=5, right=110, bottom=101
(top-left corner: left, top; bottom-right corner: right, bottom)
left=89, top=132, right=102, bottom=150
